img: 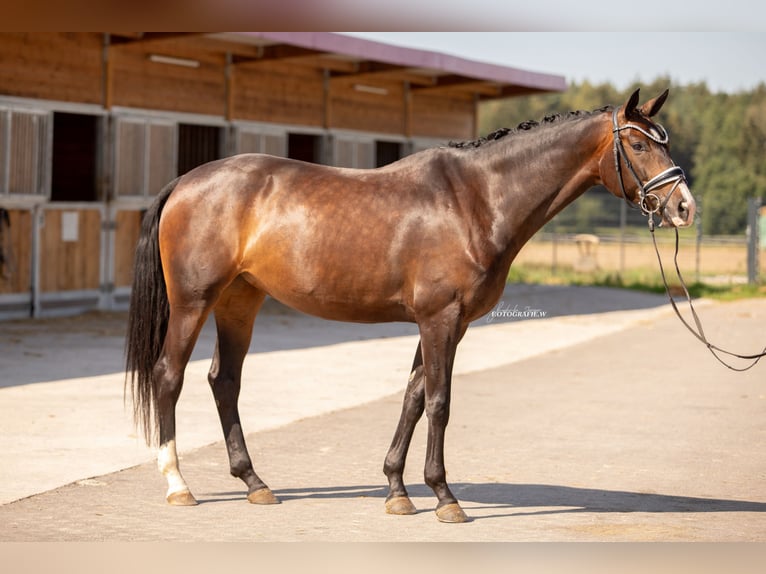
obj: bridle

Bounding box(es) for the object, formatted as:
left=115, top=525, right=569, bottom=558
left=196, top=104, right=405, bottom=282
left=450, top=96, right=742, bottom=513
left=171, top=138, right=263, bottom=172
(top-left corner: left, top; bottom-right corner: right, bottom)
left=611, top=106, right=766, bottom=371
left=611, top=107, right=686, bottom=230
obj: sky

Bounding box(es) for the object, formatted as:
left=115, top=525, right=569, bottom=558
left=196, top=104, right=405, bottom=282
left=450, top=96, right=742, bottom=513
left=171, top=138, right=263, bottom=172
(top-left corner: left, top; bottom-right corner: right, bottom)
left=343, top=32, right=766, bottom=94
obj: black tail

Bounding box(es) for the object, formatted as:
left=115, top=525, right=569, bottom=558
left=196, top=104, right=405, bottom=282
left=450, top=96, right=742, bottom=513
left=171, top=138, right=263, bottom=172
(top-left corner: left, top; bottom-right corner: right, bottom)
left=125, top=178, right=180, bottom=446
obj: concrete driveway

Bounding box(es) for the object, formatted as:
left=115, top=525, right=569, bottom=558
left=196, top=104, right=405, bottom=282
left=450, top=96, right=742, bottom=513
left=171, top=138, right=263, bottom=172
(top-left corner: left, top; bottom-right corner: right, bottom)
left=1, top=284, right=764, bottom=541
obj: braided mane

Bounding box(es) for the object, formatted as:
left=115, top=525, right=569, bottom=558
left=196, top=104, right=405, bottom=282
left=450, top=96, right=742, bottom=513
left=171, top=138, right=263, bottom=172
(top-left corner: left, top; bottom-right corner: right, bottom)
left=449, top=106, right=613, bottom=149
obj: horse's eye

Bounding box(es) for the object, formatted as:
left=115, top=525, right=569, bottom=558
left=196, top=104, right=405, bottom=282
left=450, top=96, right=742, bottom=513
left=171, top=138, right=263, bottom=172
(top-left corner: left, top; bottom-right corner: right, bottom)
left=631, top=142, right=646, bottom=152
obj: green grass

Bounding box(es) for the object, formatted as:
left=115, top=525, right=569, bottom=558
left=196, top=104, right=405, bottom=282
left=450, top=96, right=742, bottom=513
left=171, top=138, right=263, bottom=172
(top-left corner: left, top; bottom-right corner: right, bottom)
left=507, top=263, right=766, bottom=301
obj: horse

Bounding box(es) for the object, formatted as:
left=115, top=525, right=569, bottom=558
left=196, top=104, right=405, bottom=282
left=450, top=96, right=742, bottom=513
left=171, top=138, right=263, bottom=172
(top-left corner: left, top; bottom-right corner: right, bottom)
left=125, top=89, right=696, bottom=523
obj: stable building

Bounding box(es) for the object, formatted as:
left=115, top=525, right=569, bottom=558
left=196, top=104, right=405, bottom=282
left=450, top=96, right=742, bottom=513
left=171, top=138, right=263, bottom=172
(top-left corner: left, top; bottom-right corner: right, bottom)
left=0, top=32, right=565, bottom=319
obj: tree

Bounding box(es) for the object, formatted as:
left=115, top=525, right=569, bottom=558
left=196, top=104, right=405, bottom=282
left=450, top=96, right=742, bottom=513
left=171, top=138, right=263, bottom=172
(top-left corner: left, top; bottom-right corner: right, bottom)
left=692, top=90, right=765, bottom=234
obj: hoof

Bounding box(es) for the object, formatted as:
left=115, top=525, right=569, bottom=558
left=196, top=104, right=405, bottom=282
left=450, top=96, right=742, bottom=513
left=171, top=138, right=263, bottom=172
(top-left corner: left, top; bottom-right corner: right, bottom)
left=167, top=490, right=198, bottom=506
left=435, top=502, right=469, bottom=523
left=385, top=496, right=417, bottom=515
left=247, top=487, right=280, bottom=505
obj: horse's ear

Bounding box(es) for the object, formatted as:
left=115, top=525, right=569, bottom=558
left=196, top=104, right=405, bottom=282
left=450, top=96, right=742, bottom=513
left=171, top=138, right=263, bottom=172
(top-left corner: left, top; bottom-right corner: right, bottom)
left=623, top=88, right=642, bottom=120
left=639, top=89, right=670, bottom=117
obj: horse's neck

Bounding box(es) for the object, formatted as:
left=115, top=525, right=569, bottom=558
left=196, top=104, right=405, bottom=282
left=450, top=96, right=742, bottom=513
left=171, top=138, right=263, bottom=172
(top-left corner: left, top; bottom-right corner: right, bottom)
left=478, top=113, right=608, bottom=257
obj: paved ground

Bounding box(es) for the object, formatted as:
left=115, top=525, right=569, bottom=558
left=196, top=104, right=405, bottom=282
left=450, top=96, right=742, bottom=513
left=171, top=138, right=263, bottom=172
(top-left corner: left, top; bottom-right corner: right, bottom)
left=1, top=284, right=765, bottom=542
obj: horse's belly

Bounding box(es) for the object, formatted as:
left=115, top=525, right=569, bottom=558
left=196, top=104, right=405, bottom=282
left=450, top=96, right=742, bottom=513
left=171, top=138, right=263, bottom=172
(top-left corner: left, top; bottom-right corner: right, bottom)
left=262, top=284, right=411, bottom=323
left=240, top=263, right=412, bottom=324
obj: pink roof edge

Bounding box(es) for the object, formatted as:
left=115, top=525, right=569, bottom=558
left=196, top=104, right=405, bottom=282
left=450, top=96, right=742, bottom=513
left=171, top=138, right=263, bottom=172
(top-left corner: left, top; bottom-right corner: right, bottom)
left=228, top=32, right=567, bottom=93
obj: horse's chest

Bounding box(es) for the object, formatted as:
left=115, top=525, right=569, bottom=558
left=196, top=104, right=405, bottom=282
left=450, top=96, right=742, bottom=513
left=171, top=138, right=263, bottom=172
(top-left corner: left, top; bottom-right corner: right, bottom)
left=459, top=273, right=508, bottom=322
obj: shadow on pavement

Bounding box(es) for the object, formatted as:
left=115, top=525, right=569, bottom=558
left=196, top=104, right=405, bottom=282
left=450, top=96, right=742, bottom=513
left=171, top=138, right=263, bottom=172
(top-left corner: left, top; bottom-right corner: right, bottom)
left=199, top=482, right=766, bottom=517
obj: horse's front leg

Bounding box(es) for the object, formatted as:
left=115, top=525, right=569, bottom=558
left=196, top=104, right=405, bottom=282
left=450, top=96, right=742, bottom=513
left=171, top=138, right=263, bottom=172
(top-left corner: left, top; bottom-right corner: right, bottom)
left=383, top=342, right=425, bottom=515
left=419, top=307, right=469, bottom=523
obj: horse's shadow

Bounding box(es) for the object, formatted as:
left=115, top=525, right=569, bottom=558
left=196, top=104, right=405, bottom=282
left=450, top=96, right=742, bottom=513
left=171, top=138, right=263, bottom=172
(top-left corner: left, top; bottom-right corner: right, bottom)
left=204, top=482, right=766, bottom=518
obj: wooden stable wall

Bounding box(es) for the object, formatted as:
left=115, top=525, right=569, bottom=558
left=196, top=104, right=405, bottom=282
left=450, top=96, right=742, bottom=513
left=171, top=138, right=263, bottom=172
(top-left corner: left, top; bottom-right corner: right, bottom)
left=0, top=209, right=32, bottom=295
left=0, top=204, right=140, bottom=318
left=109, top=39, right=227, bottom=116
left=113, top=209, right=142, bottom=291
left=329, top=76, right=407, bottom=135
left=232, top=60, right=325, bottom=127
left=0, top=33, right=546, bottom=317
left=38, top=207, right=101, bottom=294
left=0, top=205, right=106, bottom=318
left=411, top=92, right=476, bottom=140
left=0, top=33, right=103, bottom=105
left=0, top=33, right=478, bottom=140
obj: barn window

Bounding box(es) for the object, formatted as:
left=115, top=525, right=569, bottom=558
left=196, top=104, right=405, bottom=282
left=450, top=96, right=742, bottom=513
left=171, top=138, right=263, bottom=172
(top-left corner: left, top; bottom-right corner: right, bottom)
left=235, top=124, right=287, bottom=157
left=332, top=134, right=374, bottom=168
left=375, top=140, right=403, bottom=167
left=0, top=108, right=50, bottom=197
left=51, top=112, right=99, bottom=202
left=288, top=133, right=322, bottom=164
left=114, top=117, right=177, bottom=198
left=177, top=124, right=223, bottom=175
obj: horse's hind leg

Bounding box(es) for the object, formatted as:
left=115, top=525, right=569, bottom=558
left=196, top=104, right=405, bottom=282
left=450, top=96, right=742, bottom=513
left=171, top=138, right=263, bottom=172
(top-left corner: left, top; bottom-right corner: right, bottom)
left=156, top=305, right=212, bottom=506
left=383, top=342, right=425, bottom=515
left=208, top=277, right=279, bottom=505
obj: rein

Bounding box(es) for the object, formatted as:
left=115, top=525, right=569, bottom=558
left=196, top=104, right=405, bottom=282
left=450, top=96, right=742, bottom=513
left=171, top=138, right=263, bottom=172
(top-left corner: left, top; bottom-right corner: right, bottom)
left=650, top=226, right=766, bottom=371
left=611, top=107, right=766, bottom=371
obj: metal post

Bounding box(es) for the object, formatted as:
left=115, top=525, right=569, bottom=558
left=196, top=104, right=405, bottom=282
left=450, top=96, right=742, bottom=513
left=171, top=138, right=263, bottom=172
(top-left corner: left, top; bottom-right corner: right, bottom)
left=31, top=205, right=43, bottom=318
left=695, top=195, right=702, bottom=283
left=747, top=197, right=761, bottom=285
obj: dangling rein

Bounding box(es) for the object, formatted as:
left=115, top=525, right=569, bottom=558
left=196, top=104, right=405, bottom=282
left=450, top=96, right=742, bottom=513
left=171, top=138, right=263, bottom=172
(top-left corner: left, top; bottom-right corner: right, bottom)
left=648, top=219, right=766, bottom=372
left=612, top=107, right=766, bottom=371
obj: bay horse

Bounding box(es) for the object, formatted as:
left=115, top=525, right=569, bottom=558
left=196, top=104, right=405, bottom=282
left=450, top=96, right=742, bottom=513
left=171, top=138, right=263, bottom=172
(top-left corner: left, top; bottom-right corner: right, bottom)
left=125, top=89, right=696, bottom=522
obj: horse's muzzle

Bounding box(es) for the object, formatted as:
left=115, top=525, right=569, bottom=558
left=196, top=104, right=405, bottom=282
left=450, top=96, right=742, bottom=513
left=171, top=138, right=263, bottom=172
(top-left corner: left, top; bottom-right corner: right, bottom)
left=663, top=182, right=697, bottom=228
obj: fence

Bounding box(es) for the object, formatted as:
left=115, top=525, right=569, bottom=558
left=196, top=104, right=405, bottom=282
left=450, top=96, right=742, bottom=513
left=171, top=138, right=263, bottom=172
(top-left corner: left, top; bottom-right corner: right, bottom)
left=515, top=189, right=763, bottom=285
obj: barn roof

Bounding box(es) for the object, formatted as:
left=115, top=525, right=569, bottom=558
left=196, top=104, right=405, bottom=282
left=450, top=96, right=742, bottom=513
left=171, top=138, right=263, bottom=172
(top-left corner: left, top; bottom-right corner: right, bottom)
left=113, top=32, right=567, bottom=99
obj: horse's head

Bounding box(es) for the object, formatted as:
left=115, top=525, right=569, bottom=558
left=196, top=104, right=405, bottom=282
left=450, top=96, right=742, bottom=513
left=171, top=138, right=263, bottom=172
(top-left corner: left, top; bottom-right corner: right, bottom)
left=599, top=88, right=696, bottom=228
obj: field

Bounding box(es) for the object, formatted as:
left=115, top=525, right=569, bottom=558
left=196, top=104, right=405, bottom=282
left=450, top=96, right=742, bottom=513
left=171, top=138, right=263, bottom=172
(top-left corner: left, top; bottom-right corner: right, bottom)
left=513, top=234, right=766, bottom=293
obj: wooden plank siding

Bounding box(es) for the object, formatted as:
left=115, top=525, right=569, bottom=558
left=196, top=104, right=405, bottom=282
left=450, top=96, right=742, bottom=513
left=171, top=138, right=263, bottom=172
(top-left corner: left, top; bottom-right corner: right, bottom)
left=328, top=77, right=405, bottom=135
left=231, top=60, right=325, bottom=126
left=0, top=33, right=103, bottom=105
left=0, top=33, right=480, bottom=139
left=109, top=41, right=227, bottom=117
left=38, top=208, right=101, bottom=293
left=410, top=91, right=476, bottom=140
left=113, top=209, right=142, bottom=289
left=0, top=209, right=32, bottom=295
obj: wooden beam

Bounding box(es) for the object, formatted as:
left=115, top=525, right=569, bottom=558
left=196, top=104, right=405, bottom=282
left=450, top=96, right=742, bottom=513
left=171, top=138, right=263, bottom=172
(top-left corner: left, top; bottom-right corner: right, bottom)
left=233, top=43, right=320, bottom=64
left=494, top=84, right=557, bottom=98
left=298, top=56, right=359, bottom=73
left=335, top=69, right=437, bottom=87
left=225, top=52, right=233, bottom=121
left=403, top=82, right=413, bottom=137
left=330, top=62, right=437, bottom=87
left=108, top=33, right=201, bottom=47
left=413, top=76, right=503, bottom=97
left=233, top=52, right=360, bottom=74
left=322, top=69, right=331, bottom=129
left=102, top=33, right=113, bottom=109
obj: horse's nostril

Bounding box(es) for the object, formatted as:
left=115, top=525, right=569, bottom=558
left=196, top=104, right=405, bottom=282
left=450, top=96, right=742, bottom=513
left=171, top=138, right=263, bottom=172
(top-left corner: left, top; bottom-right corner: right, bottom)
left=679, top=200, right=688, bottom=215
